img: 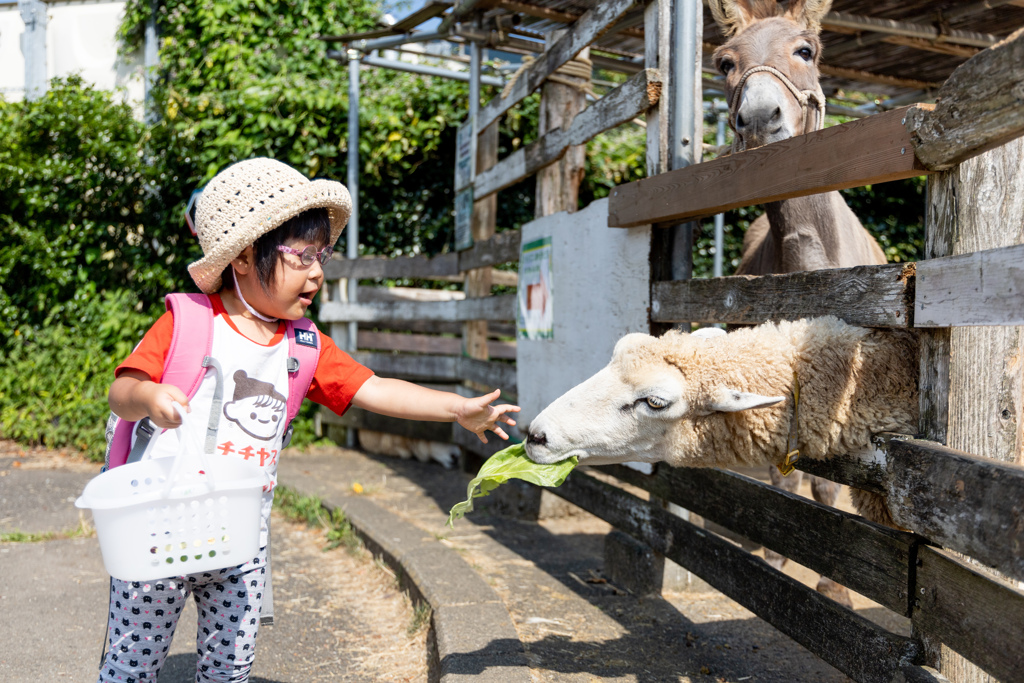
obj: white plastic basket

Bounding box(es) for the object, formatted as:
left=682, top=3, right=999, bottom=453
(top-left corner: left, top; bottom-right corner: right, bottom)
left=77, top=404, right=268, bottom=581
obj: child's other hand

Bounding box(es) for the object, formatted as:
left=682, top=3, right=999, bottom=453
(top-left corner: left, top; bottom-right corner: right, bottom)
left=139, top=382, right=191, bottom=429
left=456, top=389, right=521, bottom=443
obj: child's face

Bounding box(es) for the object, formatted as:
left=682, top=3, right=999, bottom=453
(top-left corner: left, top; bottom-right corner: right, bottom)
left=236, top=237, right=326, bottom=320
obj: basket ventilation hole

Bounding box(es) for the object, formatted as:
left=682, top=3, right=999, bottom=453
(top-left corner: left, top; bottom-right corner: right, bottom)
left=131, top=479, right=139, bottom=487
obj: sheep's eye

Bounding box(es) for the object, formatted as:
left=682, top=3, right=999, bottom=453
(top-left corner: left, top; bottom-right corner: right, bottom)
left=795, top=46, right=813, bottom=61
left=719, top=58, right=735, bottom=75
left=646, top=396, right=669, bottom=410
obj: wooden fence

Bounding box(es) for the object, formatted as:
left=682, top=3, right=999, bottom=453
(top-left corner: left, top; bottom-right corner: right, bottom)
left=321, top=6, right=1024, bottom=683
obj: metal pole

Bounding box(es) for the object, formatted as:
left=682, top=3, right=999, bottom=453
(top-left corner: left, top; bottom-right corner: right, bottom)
left=347, top=50, right=360, bottom=353
left=668, top=0, right=702, bottom=282
left=144, top=0, right=159, bottom=124
left=357, top=54, right=503, bottom=87
left=713, top=109, right=726, bottom=278
left=18, top=0, right=47, bottom=101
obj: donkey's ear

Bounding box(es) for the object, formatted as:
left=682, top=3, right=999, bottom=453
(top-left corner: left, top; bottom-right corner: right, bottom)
left=708, top=0, right=759, bottom=37
left=785, top=0, right=833, bottom=33
left=707, top=387, right=785, bottom=413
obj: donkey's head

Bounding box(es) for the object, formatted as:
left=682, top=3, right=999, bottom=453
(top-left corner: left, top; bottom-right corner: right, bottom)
left=709, top=0, right=830, bottom=150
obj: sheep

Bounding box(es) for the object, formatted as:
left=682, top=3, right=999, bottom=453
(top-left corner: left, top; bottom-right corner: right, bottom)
left=524, top=316, right=918, bottom=527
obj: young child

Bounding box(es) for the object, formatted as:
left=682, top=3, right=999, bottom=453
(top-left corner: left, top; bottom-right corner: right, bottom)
left=100, top=157, right=519, bottom=682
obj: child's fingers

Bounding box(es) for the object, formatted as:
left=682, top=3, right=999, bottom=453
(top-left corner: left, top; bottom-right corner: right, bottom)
left=477, top=431, right=489, bottom=444
left=476, top=388, right=502, bottom=405
left=491, top=426, right=509, bottom=441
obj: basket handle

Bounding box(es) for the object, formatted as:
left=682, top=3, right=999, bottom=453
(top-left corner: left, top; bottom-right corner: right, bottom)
left=161, top=402, right=217, bottom=499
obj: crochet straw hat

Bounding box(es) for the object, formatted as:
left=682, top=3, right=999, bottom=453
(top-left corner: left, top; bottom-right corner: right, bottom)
left=188, top=157, right=352, bottom=293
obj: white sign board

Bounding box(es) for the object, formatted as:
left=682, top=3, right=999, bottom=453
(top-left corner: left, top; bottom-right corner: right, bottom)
left=517, top=236, right=554, bottom=340
left=516, top=198, right=652, bottom=426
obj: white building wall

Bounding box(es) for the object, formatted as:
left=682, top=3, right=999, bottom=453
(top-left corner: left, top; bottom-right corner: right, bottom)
left=0, top=0, right=143, bottom=105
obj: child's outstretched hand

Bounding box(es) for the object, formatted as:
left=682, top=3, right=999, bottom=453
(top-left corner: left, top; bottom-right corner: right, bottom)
left=456, top=389, right=521, bottom=443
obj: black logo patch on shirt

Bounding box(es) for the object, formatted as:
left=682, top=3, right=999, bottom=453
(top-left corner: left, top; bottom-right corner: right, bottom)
left=295, top=329, right=318, bottom=348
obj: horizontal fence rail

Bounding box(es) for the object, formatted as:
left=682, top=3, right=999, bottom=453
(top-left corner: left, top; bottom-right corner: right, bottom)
left=555, top=470, right=932, bottom=683
left=652, top=243, right=1024, bottom=328
left=350, top=352, right=517, bottom=395
left=652, top=262, right=916, bottom=326
left=321, top=293, right=516, bottom=324
left=324, top=230, right=522, bottom=281
left=915, top=243, right=1024, bottom=327
left=607, top=106, right=929, bottom=228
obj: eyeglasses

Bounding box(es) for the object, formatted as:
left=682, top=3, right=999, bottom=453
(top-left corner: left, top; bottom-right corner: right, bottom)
left=276, top=244, right=333, bottom=266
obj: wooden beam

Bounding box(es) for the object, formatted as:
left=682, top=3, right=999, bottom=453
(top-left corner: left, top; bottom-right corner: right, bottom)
left=321, top=406, right=454, bottom=442
left=608, top=106, right=929, bottom=228
left=358, top=319, right=515, bottom=338
left=351, top=352, right=517, bottom=394
left=319, top=294, right=516, bottom=323
left=652, top=262, right=915, bottom=327
left=458, top=229, right=521, bottom=271
left=912, top=547, right=1024, bottom=682
left=821, top=11, right=999, bottom=49
left=606, top=464, right=918, bottom=615
left=476, top=0, right=634, bottom=132
left=555, top=471, right=921, bottom=683
left=324, top=253, right=459, bottom=280
left=879, top=434, right=1024, bottom=584
left=915, top=243, right=1024, bottom=326
left=799, top=434, right=1024, bottom=585
left=906, top=27, right=1024, bottom=170
left=357, top=330, right=516, bottom=359
left=475, top=68, right=661, bottom=199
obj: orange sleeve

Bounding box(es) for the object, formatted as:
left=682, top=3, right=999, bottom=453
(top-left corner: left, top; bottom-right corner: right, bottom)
left=306, top=333, right=374, bottom=415
left=114, top=310, right=174, bottom=383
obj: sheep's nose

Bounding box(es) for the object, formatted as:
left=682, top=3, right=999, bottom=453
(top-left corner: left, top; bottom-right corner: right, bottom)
left=527, top=430, right=547, bottom=447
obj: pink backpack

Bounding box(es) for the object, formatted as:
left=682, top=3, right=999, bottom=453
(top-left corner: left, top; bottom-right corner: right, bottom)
left=104, top=292, right=321, bottom=470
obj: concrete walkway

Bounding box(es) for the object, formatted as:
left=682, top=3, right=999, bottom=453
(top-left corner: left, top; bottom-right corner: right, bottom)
left=0, top=444, right=904, bottom=681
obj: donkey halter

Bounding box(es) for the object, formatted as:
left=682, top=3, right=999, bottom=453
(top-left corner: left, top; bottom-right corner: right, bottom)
left=727, top=64, right=826, bottom=153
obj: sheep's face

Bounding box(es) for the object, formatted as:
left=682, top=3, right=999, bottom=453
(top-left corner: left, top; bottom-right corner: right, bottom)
left=525, top=331, right=784, bottom=466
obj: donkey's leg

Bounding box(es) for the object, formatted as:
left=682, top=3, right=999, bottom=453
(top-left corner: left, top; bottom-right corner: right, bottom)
left=764, top=466, right=802, bottom=570
left=807, top=474, right=854, bottom=608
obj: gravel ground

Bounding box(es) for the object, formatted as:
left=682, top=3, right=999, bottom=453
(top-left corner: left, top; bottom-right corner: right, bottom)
left=0, top=442, right=428, bottom=683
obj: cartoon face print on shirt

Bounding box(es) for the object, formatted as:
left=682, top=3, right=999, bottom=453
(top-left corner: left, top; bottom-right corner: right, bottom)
left=223, top=370, right=286, bottom=440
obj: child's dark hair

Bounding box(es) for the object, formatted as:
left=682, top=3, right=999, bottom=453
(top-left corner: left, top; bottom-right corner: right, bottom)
left=220, top=208, right=332, bottom=292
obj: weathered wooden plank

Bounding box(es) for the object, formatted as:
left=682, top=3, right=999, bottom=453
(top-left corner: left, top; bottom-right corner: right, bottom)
left=794, top=450, right=888, bottom=496
left=905, top=27, right=1024, bottom=171
left=607, top=106, right=929, bottom=228
left=651, top=263, right=915, bottom=326
left=606, top=464, right=916, bottom=614
left=351, top=352, right=517, bottom=395
left=877, top=434, right=1024, bottom=584
left=915, top=244, right=1024, bottom=327
left=912, top=547, right=1024, bottom=683
left=359, top=319, right=516, bottom=339
left=323, top=253, right=459, bottom=280
left=458, top=229, right=521, bottom=271
left=321, top=406, right=453, bottom=443
left=474, top=69, right=662, bottom=199
left=556, top=471, right=920, bottom=683
left=319, top=294, right=516, bottom=323
left=476, top=0, right=634, bottom=133
left=356, top=330, right=516, bottom=360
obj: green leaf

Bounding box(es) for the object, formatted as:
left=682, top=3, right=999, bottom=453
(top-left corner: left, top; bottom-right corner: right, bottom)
left=446, top=443, right=577, bottom=527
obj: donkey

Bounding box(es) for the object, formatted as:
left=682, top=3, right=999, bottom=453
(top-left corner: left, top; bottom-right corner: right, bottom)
left=708, top=0, right=888, bottom=607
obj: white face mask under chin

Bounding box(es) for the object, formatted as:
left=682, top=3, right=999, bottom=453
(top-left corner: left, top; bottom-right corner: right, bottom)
left=233, top=267, right=279, bottom=323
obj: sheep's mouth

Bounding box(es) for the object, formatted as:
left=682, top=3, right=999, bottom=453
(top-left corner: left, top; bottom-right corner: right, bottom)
left=525, top=444, right=587, bottom=465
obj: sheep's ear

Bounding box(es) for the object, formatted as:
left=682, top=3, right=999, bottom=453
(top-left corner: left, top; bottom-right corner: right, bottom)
left=708, top=387, right=785, bottom=412
left=613, top=332, right=653, bottom=358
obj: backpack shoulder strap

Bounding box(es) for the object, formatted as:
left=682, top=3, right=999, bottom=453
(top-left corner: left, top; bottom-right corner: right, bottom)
left=284, top=317, right=321, bottom=425
left=162, top=293, right=216, bottom=397
left=106, top=293, right=215, bottom=469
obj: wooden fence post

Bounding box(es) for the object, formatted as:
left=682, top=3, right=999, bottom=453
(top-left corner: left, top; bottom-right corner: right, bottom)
left=918, top=136, right=1024, bottom=682
left=463, top=121, right=498, bottom=362
left=534, top=31, right=590, bottom=217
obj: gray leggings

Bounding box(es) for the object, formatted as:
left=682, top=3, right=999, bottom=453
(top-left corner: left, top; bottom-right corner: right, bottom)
left=98, top=546, right=268, bottom=683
